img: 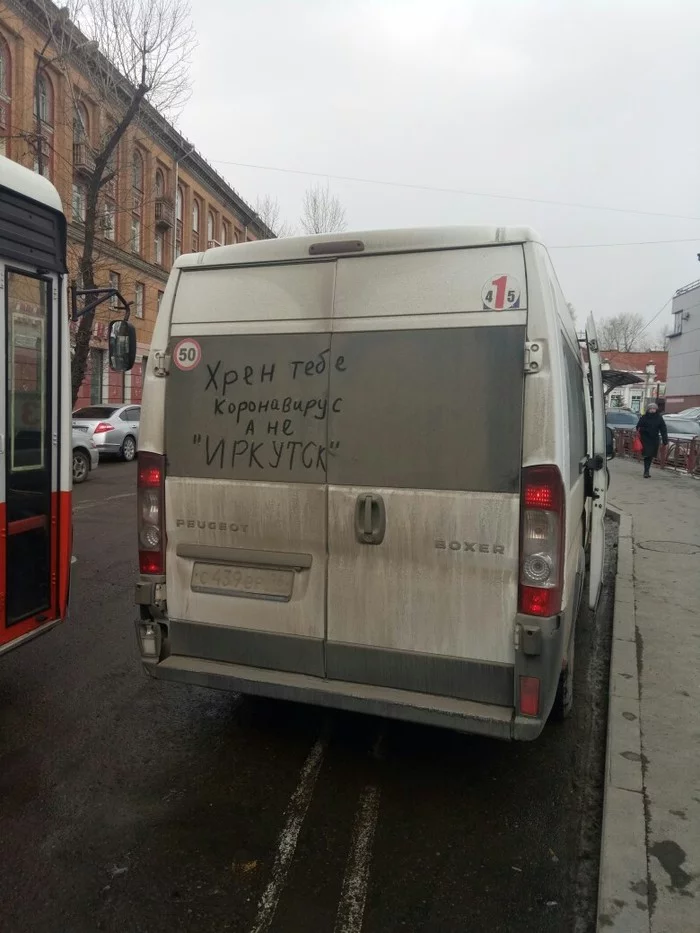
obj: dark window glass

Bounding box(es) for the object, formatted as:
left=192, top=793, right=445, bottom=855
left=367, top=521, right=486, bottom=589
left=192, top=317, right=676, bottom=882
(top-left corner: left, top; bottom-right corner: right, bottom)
left=606, top=411, right=637, bottom=425
left=562, top=339, right=587, bottom=485
left=328, top=327, right=526, bottom=493
left=73, top=406, right=117, bottom=419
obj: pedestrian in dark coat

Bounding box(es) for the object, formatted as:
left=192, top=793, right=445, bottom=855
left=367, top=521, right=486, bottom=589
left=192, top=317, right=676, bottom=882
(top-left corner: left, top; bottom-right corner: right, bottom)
left=636, top=403, right=668, bottom=478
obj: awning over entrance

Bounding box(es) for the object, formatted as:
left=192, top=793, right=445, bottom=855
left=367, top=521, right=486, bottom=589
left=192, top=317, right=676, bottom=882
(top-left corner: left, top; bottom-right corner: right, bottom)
left=602, top=369, right=643, bottom=396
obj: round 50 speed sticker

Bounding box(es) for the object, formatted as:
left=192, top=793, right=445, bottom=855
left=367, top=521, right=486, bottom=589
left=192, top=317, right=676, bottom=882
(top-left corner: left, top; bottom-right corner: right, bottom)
left=173, top=338, right=202, bottom=372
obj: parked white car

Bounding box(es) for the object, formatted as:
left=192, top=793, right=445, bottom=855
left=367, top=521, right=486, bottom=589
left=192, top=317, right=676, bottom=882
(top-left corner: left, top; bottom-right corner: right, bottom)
left=72, top=430, right=99, bottom=484
left=72, top=405, right=141, bottom=461
left=676, top=406, right=700, bottom=423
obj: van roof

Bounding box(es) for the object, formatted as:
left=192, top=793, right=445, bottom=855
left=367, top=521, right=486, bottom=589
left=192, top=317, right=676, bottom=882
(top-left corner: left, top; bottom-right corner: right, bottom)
left=0, top=155, right=63, bottom=212
left=176, top=225, right=543, bottom=269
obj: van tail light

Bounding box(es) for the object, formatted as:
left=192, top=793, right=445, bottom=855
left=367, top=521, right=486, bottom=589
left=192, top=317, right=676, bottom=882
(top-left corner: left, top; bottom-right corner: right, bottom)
left=138, top=452, right=165, bottom=575
left=518, top=465, right=564, bottom=617
left=94, top=422, right=115, bottom=434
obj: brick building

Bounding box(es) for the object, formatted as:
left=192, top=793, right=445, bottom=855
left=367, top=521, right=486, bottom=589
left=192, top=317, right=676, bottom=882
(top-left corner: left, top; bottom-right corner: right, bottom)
left=0, top=0, right=271, bottom=407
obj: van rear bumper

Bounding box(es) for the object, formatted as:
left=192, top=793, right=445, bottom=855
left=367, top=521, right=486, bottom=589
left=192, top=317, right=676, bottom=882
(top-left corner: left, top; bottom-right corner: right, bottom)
left=146, top=654, right=526, bottom=740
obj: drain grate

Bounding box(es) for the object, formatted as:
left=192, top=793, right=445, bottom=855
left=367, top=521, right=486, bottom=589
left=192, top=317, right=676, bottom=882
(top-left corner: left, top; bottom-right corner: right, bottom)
left=637, top=540, right=700, bottom=555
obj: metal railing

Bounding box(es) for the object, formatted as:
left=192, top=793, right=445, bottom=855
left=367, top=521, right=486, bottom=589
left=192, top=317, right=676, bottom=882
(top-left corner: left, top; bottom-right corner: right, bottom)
left=615, top=429, right=700, bottom=478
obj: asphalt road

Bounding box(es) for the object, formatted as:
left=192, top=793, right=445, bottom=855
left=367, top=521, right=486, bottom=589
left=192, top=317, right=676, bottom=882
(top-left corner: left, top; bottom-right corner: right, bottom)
left=0, top=460, right=615, bottom=933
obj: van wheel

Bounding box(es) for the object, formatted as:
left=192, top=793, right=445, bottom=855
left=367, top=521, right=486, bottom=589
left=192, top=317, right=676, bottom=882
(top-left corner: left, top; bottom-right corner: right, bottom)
left=121, top=435, right=136, bottom=462
left=552, top=641, right=574, bottom=720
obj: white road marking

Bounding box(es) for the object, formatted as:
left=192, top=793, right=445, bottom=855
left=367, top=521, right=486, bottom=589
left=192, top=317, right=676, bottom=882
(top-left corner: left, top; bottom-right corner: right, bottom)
left=73, top=492, right=136, bottom=512
left=333, top=785, right=381, bottom=933
left=249, top=739, right=326, bottom=933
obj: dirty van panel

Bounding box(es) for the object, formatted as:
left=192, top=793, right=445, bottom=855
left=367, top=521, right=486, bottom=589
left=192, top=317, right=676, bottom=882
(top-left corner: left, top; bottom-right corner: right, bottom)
left=327, top=326, right=526, bottom=493
left=164, top=476, right=327, bottom=657
left=164, top=333, right=334, bottom=484
left=326, top=322, right=526, bottom=693
left=170, top=261, right=336, bottom=325
left=327, top=487, right=521, bottom=678
left=163, top=331, right=333, bottom=670
left=332, top=245, right=527, bottom=318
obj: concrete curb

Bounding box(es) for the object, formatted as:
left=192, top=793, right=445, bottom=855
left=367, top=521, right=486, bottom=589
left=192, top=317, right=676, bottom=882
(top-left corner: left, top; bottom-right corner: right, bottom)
left=596, top=506, right=650, bottom=932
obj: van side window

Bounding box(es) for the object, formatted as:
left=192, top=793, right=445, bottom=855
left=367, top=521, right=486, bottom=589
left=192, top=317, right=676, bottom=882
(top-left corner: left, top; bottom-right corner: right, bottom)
left=562, top=339, right=587, bottom=485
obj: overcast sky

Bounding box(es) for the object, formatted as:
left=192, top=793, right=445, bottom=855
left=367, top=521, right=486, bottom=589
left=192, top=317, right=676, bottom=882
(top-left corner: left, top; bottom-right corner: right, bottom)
left=177, top=0, right=700, bottom=335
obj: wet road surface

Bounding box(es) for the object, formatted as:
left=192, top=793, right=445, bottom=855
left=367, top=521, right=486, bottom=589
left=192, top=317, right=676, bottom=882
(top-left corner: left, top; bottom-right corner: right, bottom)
left=0, top=460, right=615, bottom=932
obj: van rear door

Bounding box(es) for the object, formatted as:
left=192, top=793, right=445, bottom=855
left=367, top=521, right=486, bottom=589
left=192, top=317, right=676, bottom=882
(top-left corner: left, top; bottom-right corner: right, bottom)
left=325, top=247, right=527, bottom=706
left=162, top=262, right=335, bottom=677
left=585, top=314, right=607, bottom=610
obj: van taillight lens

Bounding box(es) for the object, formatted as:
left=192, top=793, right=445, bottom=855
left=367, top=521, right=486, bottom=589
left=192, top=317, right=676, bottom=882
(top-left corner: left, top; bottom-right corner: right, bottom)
left=519, top=465, right=564, bottom=617
left=138, top=452, right=165, bottom=575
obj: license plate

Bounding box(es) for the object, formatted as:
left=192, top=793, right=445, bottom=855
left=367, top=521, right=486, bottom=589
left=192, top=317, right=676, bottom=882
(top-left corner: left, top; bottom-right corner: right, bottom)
left=191, top=562, right=294, bottom=601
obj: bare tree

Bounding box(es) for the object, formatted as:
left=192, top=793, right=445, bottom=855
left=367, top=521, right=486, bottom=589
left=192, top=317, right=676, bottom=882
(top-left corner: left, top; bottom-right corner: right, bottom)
left=37, top=0, right=196, bottom=404
left=641, top=329, right=669, bottom=352
left=299, top=182, right=346, bottom=235
left=596, top=313, right=648, bottom=351
left=254, top=194, right=294, bottom=239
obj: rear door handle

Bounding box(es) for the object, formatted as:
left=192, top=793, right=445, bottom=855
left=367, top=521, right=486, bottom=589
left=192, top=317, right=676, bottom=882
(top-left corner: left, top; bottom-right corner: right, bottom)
left=354, top=494, right=386, bottom=545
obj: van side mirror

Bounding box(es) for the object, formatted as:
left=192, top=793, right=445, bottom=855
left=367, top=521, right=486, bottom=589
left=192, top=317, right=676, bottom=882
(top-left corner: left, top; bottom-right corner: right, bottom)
left=109, top=320, right=136, bottom=372
left=606, top=426, right=615, bottom=461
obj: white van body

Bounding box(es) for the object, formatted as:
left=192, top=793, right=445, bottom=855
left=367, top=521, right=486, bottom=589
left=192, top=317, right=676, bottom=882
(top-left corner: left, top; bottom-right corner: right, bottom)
left=135, top=227, right=607, bottom=740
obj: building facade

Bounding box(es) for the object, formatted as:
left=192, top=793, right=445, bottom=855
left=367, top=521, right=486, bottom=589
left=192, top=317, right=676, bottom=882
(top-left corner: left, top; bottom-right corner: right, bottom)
left=602, top=350, right=667, bottom=412
left=665, top=279, right=700, bottom=413
left=0, top=0, right=271, bottom=407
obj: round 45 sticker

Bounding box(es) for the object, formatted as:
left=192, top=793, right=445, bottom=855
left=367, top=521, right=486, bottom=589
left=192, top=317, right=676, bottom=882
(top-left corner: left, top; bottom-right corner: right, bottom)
left=173, top=338, right=202, bottom=371
left=482, top=275, right=521, bottom=311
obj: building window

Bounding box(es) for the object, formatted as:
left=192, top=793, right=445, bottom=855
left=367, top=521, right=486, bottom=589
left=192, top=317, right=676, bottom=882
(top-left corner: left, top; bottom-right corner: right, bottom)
left=175, top=185, right=183, bottom=257
left=131, top=149, right=144, bottom=255
left=73, top=101, right=89, bottom=144
left=134, top=282, right=144, bottom=319
left=131, top=215, right=141, bottom=253
left=155, top=168, right=165, bottom=197
left=90, top=348, right=104, bottom=404
left=192, top=199, right=200, bottom=251
left=0, top=37, right=12, bottom=158
left=155, top=231, right=164, bottom=265
left=34, top=73, right=53, bottom=125
left=221, top=221, right=229, bottom=246
left=109, top=271, right=120, bottom=309
left=32, top=73, right=53, bottom=178
left=0, top=36, right=9, bottom=96
left=207, top=210, right=215, bottom=245
left=132, top=149, right=144, bottom=191
left=672, top=312, right=683, bottom=337
left=157, top=290, right=164, bottom=312
left=102, top=201, right=116, bottom=240
left=72, top=183, right=86, bottom=223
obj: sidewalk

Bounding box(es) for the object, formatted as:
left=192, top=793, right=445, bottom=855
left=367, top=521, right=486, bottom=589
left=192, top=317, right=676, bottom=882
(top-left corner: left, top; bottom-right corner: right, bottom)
left=599, top=457, right=700, bottom=932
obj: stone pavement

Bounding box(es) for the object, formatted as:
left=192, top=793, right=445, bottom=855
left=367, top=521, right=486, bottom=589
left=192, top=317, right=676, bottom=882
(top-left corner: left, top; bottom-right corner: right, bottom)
left=601, top=457, right=700, bottom=932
